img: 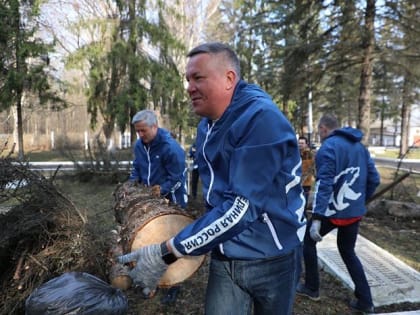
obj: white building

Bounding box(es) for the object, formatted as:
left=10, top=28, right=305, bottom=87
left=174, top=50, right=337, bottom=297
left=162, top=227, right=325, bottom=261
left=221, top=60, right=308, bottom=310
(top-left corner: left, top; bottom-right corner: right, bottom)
left=369, top=105, right=420, bottom=147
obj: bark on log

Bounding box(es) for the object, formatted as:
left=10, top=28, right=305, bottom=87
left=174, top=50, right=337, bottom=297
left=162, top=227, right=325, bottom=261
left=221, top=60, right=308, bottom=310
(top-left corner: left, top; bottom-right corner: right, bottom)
left=109, top=183, right=205, bottom=290
left=109, top=229, right=132, bottom=290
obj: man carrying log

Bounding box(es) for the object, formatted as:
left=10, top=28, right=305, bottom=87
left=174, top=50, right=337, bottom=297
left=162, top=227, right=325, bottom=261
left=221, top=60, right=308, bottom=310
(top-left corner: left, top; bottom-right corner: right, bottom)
left=118, top=42, right=306, bottom=315
left=126, top=109, right=187, bottom=304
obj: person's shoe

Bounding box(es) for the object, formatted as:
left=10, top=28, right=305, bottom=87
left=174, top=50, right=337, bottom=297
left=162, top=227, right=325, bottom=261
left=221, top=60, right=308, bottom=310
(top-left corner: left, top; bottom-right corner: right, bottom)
left=160, top=286, right=180, bottom=304
left=349, top=300, right=375, bottom=314
left=296, top=283, right=320, bottom=301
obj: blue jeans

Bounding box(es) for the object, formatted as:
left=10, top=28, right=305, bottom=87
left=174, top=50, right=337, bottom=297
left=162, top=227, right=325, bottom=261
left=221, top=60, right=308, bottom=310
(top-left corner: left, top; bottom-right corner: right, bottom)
left=205, top=248, right=299, bottom=315
left=302, top=219, right=373, bottom=307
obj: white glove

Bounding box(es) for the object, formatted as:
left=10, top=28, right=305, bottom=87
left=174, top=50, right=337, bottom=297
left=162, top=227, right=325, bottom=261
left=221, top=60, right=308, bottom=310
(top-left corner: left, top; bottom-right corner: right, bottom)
left=117, top=244, right=168, bottom=297
left=310, top=219, right=323, bottom=242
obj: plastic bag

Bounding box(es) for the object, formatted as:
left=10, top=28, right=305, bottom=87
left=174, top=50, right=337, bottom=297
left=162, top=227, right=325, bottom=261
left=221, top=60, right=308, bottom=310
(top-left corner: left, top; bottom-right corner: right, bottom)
left=25, top=271, right=128, bottom=315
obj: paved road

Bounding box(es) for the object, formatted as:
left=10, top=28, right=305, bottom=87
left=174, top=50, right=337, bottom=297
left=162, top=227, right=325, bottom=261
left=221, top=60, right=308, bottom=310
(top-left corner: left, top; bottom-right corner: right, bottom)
left=25, top=161, right=131, bottom=172
left=374, top=157, right=420, bottom=173
left=10, top=157, right=419, bottom=178
left=25, top=158, right=420, bottom=172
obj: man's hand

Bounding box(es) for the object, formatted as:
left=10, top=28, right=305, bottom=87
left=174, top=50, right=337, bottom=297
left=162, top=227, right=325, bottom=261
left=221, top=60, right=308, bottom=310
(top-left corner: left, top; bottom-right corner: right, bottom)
left=151, top=185, right=161, bottom=198
left=310, top=220, right=323, bottom=242
left=117, top=244, right=168, bottom=297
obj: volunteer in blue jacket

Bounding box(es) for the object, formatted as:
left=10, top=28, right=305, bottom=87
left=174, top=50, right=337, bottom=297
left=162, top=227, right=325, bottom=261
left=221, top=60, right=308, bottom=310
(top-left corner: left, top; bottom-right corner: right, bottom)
left=118, top=42, right=306, bottom=315
left=296, top=114, right=380, bottom=314
left=128, top=109, right=187, bottom=304
left=129, top=109, right=187, bottom=209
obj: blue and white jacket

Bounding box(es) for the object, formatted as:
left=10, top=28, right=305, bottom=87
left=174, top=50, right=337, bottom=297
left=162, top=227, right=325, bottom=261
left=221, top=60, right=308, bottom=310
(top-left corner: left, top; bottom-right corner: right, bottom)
left=171, top=80, right=307, bottom=259
left=312, top=127, right=380, bottom=219
left=129, top=128, right=187, bottom=208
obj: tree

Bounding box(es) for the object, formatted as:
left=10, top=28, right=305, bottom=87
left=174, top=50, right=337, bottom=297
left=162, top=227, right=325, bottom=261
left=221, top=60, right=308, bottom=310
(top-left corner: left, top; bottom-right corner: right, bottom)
left=392, top=1, right=419, bottom=156
left=63, top=0, right=190, bottom=147
left=0, top=0, right=64, bottom=160
left=216, top=0, right=412, bottom=145
left=357, top=0, right=376, bottom=145
left=159, top=0, right=222, bottom=142
left=372, top=60, right=400, bottom=146
left=322, top=1, right=362, bottom=126
left=378, top=0, right=420, bottom=154
left=6, top=0, right=417, bottom=154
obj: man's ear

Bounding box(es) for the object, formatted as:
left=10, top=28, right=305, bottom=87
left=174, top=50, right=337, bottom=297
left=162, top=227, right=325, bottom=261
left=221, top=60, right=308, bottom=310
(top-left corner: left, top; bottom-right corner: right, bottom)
left=225, top=70, right=237, bottom=91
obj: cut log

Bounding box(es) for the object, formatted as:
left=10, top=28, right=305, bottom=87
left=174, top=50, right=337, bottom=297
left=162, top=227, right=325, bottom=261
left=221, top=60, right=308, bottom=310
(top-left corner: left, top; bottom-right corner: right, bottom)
left=110, top=183, right=205, bottom=289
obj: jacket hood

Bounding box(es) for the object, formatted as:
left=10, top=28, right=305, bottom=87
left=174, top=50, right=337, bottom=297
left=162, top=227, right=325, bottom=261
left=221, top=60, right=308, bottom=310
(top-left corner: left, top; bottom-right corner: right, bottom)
left=231, top=80, right=269, bottom=105
left=331, top=127, right=363, bottom=142
left=151, top=128, right=172, bottom=146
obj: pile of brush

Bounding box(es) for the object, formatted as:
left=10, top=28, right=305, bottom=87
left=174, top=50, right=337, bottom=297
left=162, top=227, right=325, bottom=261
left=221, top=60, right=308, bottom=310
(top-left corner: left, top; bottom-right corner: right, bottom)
left=0, top=156, right=103, bottom=314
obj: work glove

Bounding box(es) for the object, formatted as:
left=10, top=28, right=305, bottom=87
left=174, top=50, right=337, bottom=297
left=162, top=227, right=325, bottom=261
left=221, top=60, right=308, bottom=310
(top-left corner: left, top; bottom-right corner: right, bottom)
left=151, top=185, right=161, bottom=198
left=117, top=244, right=168, bottom=298
left=309, top=219, right=323, bottom=242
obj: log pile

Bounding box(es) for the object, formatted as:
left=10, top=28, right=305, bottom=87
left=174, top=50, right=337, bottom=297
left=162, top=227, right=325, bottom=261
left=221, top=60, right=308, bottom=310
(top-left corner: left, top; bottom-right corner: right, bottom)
left=110, top=183, right=205, bottom=290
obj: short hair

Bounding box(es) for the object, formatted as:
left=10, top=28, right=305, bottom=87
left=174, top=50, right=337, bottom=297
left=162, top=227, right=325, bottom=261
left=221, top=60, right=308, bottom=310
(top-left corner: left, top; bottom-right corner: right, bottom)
left=187, top=42, right=241, bottom=78
left=298, top=136, right=308, bottom=144
left=132, top=110, right=158, bottom=126
left=319, top=113, right=339, bottom=130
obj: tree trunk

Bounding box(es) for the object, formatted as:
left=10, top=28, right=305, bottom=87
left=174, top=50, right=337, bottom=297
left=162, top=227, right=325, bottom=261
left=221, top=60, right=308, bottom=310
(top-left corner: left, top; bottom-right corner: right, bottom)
left=14, top=3, right=25, bottom=161
left=16, top=97, right=24, bottom=161
left=399, top=78, right=411, bottom=158
left=380, top=98, right=385, bottom=146
left=357, top=0, right=375, bottom=145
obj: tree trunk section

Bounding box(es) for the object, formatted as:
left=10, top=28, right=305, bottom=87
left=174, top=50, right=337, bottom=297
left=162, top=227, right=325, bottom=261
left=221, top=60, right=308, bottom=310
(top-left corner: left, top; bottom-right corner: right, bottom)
left=109, top=183, right=205, bottom=290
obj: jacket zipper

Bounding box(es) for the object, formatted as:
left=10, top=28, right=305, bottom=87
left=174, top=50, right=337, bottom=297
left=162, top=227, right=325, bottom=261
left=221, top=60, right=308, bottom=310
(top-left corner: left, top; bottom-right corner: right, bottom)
left=262, top=212, right=283, bottom=250
left=203, top=123, right=215, bottom=206
left=145, top=145, right=151, bottom=186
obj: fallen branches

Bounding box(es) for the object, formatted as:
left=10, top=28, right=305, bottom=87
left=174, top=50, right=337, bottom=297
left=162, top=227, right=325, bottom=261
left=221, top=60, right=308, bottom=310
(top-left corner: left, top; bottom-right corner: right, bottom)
left=0, top=157, right=102, bottom=314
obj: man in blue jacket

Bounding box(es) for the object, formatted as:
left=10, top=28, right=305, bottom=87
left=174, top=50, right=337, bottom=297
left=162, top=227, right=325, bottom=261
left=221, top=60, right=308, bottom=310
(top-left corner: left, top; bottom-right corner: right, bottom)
left=128, top=109, right=187, bottom=304
left=129, top=109, right=187, bottom=209
left=118, top=43, right=306, bottom=315
left=296, top=114, right=380, bottom=314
